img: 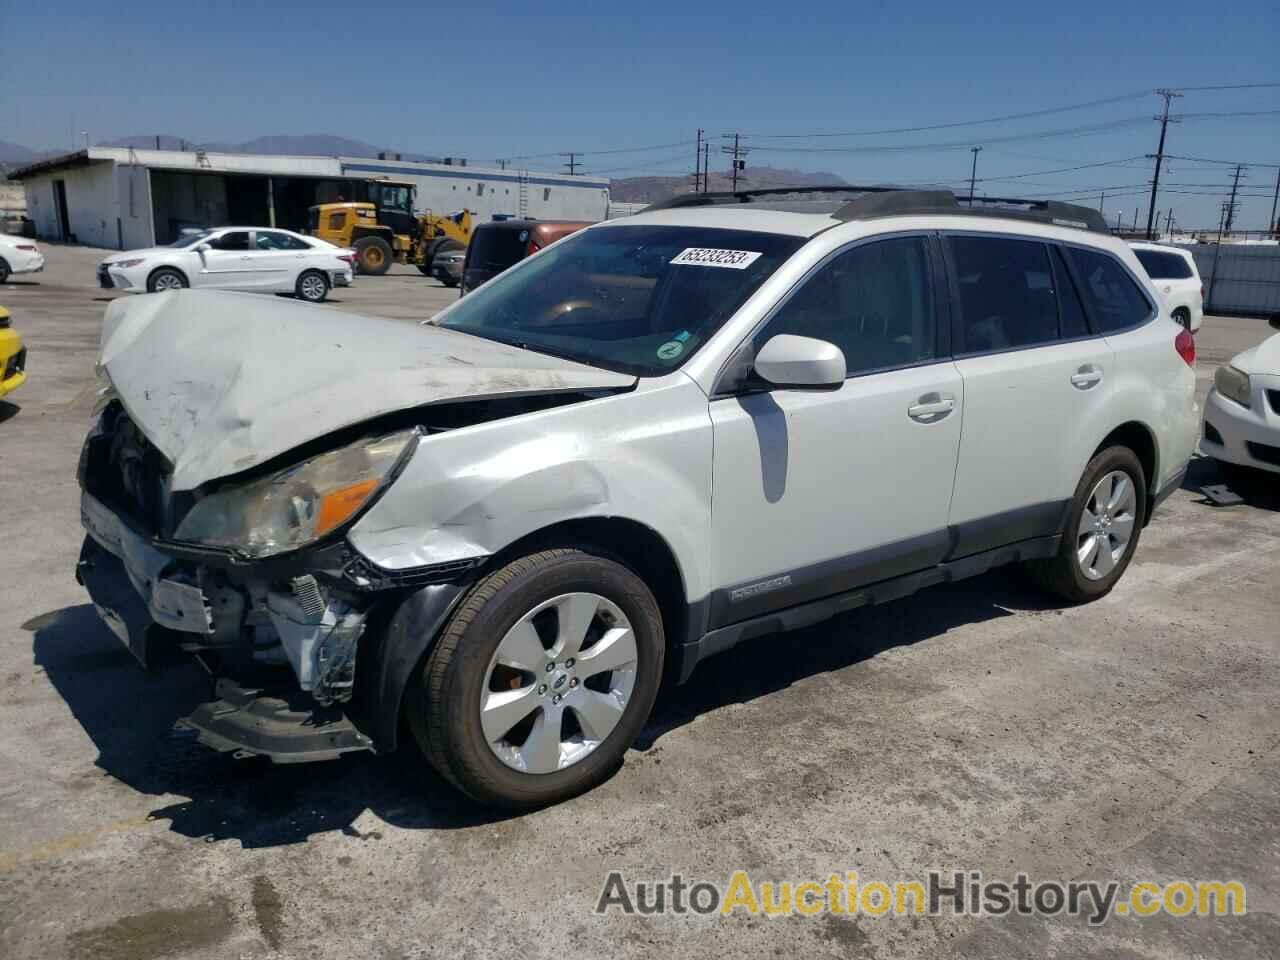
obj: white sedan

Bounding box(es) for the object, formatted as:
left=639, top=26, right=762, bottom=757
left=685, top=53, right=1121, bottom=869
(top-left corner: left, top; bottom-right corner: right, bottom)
left=0, top=234, right=45, bottom=283
left=1202, top=320, right=1280, bottom=477
left=98, top=227, right=355, bottom=303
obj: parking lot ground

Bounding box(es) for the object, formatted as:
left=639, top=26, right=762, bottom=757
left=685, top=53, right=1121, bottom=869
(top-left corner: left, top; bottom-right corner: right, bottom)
left=2, top=244, right=1278, bottom=959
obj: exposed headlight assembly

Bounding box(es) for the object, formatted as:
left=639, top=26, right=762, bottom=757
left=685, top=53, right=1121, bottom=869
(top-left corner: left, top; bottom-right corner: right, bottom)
left=173, top=429, right=419, bottom=558
left=1214, top=365, right=1251, bottom=408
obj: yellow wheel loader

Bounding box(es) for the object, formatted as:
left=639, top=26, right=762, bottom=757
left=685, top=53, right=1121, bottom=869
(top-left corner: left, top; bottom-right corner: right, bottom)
left=307, top=180, right=472, bottom=281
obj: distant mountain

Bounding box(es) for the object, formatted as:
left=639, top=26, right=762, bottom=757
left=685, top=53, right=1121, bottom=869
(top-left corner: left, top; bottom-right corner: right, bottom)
left=610, top=167, right=850, bottom=204
left=0, top=140, right=42, bottom=172
left=101, top=133, right=442, bottom=163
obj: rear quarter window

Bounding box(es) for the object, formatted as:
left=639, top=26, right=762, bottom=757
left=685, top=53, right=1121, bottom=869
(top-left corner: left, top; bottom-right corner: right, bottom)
left=1067, top=247, right=1153, bottom=333
left=1134, top=249, right=1193, bottom=280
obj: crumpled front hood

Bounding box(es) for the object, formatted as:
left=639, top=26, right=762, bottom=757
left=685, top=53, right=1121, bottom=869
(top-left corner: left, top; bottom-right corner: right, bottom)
left=1231, top=332, right=1280, bottom=376
left=98, top=291, right=635, bottom=491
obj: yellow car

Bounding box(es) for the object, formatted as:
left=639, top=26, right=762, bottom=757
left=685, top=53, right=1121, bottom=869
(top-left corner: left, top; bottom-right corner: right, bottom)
left=0, top=306, right=26, bottom=399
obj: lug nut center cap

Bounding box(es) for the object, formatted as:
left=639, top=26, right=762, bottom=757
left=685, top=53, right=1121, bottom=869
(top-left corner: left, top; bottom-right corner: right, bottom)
left=551, top=670, right=571, bottom=692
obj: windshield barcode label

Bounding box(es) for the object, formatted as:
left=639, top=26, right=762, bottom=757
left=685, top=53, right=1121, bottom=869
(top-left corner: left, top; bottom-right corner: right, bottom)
left=670, top=248, right=763, bottom=270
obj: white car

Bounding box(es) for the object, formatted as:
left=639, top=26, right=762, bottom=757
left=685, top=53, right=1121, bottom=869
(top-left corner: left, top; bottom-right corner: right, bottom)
left=0, top=234, right=45, bottom=283
left=76, top=188, right=1199, bottom=808
left=1202, top=321, right=1280, bottom=476
left=97, top=227, right=355, bottom=303
left=1130, top=242, right=1203, bottom=332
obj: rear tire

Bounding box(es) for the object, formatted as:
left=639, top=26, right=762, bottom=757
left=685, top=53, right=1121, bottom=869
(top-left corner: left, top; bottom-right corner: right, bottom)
left=1025, top=446, right=1147, bottom=603
left=353, top=236, right=393, bottom=276
left=295, top=269, right=329, bottom=303
left=146, top=267, right=188, bottom=293
left=0, top=258, right=10, bottom=284
left=408, top=546, right=664, bottom=809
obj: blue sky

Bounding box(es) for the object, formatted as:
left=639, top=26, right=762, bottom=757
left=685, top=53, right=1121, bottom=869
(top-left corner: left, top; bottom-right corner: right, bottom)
left=3, top=0, right=1277, bottom=228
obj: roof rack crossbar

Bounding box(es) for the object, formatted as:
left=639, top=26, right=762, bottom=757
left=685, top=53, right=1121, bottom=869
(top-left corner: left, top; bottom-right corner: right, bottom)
left=644, top=185, right=1108, bottom=233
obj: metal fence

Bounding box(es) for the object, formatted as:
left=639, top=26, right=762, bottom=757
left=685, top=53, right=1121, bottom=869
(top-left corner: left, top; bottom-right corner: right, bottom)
left=1184, top=244, right=1280, bottom=317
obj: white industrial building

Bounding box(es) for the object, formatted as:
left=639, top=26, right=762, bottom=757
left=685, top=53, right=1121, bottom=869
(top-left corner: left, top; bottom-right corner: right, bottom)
left=10, top=147, right=612, bottom=249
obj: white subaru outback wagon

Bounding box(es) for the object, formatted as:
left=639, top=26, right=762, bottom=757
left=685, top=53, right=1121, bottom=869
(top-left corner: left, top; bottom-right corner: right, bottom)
left=77, top=187, right=1199, bottom=808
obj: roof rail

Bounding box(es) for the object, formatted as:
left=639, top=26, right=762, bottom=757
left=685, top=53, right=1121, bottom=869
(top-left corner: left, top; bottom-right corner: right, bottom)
left=645, top=185, right=1109, bottom=233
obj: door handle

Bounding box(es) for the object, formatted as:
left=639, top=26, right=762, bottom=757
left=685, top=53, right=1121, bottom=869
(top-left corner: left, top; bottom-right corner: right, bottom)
left=907, top=393, right=955, bottom=422
left=1070, top=365, right=1103, bottom=389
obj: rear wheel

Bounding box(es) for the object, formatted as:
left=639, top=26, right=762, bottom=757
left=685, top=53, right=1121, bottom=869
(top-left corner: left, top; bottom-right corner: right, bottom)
left=295, top=269, right=329, bottom=303
left=353, top=236, right=393, bottom=276
left=1026, top=446, right=1147, bottom=603
left=146, top=267, right=187, bottom=292
left=408, top=546, right=664, bottom=809
left=0, top=258, right=10, bottom=284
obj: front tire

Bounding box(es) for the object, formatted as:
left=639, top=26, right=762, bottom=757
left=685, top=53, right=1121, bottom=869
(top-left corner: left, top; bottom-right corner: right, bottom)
left=408, top=547, right=664, bottom=809
left=295, top=269, right=329, bottom=303
left=1026, top=446, right=1147, bottom=603
left=353, top=236, right=393, bottom=276
left=0, top=258, right=10, bottom=284
left=146, top=267, right=188, bottom=292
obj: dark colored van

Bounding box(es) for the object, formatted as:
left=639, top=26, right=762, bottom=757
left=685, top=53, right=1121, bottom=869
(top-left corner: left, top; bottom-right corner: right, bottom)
left=461, top=219, right=591, bottom=293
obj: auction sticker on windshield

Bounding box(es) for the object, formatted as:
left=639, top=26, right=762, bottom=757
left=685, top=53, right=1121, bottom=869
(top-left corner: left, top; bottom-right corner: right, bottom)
left=670, top=248, right=763, bottom=269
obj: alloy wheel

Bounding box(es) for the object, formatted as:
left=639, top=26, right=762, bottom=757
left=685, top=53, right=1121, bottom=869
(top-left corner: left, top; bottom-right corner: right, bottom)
left=481, top=592, right=638, bottom=774
left=153, top=273, right=183, bottom=291
left=300, top=274, right=326, bottom=301
left=1076, top=470, right=1138, bottom=580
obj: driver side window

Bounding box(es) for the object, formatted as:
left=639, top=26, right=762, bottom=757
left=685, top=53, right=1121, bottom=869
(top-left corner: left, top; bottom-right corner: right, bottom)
left=755, top=236, right=938, bottom=376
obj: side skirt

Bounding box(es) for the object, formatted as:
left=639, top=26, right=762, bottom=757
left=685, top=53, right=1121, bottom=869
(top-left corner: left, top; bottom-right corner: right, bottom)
left=675, top=534, right=1060, bottom=683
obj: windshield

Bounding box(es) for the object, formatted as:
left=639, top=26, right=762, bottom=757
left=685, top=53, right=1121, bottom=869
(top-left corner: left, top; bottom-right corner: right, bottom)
left=168, top=231, right=212, bottom=248
left=437, top=225, right=804, bottom=376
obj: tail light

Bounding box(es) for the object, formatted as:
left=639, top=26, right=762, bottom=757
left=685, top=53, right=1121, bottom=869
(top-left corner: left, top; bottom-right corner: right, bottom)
left=1175, top=328, right=1196, bottom=366
left=339, top=252, right=357, bottom=266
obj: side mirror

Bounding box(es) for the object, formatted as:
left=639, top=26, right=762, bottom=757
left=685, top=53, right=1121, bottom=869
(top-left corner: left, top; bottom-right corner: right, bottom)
left=753, top=334, right=845, bottom=390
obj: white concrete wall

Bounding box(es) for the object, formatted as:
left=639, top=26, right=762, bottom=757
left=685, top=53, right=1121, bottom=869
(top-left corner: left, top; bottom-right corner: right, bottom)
left=116, top=164, right=155, bottom=249
left=22, top=179, right=60, bottom=240
left=63, top=162, right=117, bottom=247
left=340, top=159, right=611, bottom=223
left=21, top=162, right=119, bottom=246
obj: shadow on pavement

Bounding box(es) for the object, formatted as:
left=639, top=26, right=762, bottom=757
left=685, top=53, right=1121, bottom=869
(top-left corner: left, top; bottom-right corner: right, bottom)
left=27, top=605, right=515, bottom=847
left=1183, top=453, right=1280, bottom=512
left=0, top=400, right=19, bottom=424
left=30, top=569, right=1046, bottom=846
left=638, top=569, right=1044, bottom=749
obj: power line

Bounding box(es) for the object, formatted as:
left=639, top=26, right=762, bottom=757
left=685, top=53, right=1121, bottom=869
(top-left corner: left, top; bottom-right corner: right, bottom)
left=507, top=139, right=690, bottom=161
left=741, top=90, right=1151, bottom=139
left=745, top=116, right=1154, bottom=155
left=974, top=155, right=1148, bottom=182
left=1162, top=153, right=1280, bottom=168
left=1175, top=82, right=1280, bottom=92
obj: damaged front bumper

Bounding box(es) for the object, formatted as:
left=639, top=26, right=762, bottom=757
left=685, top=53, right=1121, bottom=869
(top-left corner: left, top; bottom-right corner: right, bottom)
left=76, top=489, right=477, bottom=762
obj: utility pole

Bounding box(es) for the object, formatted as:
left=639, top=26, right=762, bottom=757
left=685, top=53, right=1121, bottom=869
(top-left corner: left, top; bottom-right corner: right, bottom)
left=968, top=146, right=982, bottom=202
left=1144, top=88, right=1183, bottom=240
left=497, top=159, right=508, bottom=170
left=721, top=134, right=748, bottom=192
left=1098, top=191, right=1106, bottom=213
left=693, top=129, right=704, bottom=193
left=703, top=142, right=711, bottom=193
left=1133, top=206, right=1140, bottom=231
left=561, top=152, right=580, bottom=176
left=1224, top=164, right=1245, bottom=234
left=1270, top=167, right=1280, bottom=239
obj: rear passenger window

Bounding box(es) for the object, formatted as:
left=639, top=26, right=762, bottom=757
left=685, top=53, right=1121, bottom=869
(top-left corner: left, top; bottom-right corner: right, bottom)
left=1068, top=247, right=1153, bottom=333
left=1052, top=247, right=1089, bottom=339
left=758, top=236, right=937, bottom=376
left=948, top=236, right=1059, bottom=352
left=1134, top=249, right=1192, bottom=280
